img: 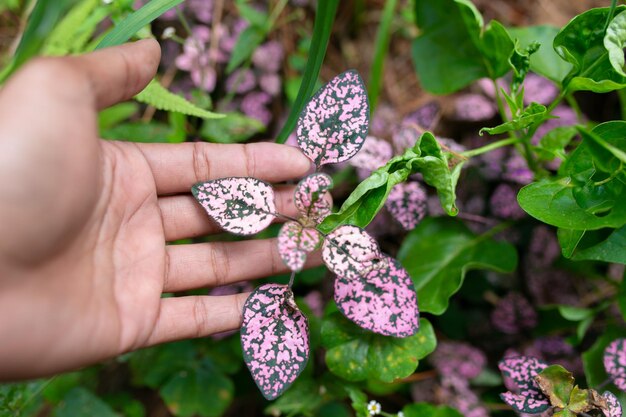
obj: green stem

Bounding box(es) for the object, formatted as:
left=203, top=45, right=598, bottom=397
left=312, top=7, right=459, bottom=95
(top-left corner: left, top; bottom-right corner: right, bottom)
left=618, top=88, right=626, bottom=120
left=460, top=137, right=522, bottom=158
left=564, top=94, right=584, bottom=123
left=604, top=0, right=618, bottom=32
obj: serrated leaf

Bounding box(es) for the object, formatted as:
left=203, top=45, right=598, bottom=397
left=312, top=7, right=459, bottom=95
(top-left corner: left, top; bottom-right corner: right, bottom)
left=334, top=256, right=419, bottom=337
left=296, top=70, right=369, bottom=167
left=278, top=222, right=322, bottom=272
left=385, top=182, right=427, bottom=230
left=398, top=218, right=517, bottom=315
left=605, top=11, right=626, bottom=77
left=604, top=338, right=626, bottom=391
left=43, top=0, right=102, bottom=56
left=192, top=177, right=276, bottom=235
left=498, top=356, right=550, bottom=414
left=321, top=313, right=436, bottom=383
left=135, top=79, right=224, bottom=120
left=603, top=391, right=623, bottom=417
left=322, top=225, right=382, bottom=281
left=294, top=173, right=333, bottom=223
left=240, top=284, right=309, bottom=400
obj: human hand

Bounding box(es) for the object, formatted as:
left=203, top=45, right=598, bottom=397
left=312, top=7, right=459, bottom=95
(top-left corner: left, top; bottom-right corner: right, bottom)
left=0, top=39, right=315, bottom=380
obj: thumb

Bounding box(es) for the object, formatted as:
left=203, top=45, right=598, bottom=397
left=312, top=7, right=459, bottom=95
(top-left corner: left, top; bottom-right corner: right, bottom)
left=67, top=39, right=161, bottom=109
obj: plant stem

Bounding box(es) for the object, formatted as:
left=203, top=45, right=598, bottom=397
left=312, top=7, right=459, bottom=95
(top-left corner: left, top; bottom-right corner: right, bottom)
left=288, top=270, right=296, bottom=287
left=565, top=94, right=584, bottom=123
left=604, top=0, right=619, bottom=32
left=460, top=137, right=522, bottom=158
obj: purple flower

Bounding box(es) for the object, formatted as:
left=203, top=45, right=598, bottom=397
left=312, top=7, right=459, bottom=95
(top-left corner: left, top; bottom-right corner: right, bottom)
left=528, top=226, right=560, bottom=269
left=303, top=291, right=323, bottom=317
left=175, top=26, right=216, bottom=92
left=489, top=184, right=526, bottom=220
left=220, top=19, right=248, bottom=54
left=259, top=73, right=281, bottom=96
left=454, top=93, right=497, bottom=121
left=526, top=336, right=583, bottom=376
left=252, top=41, right=284, bottom=73
left=186, top=0, right=213, bottom=23
left=523, top=73, right=558, bottom=106
left=503, top=153, right=533, bottom=185
left=226, top=68, right=256, bottom=94
left=491, top=292, right=537, bottom=334
left=241, top=91, right=272, bottom=125
left=430, top=341, right=487, bottom=380
left=439, top=376, right=489, bottom=417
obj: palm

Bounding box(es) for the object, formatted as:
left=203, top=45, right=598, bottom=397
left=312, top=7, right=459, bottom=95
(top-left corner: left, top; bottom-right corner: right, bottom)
left=0, top=40, right=314, bottom=380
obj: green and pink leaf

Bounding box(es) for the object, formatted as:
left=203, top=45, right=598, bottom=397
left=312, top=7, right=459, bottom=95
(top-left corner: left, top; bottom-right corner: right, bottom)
left=322, top=225, right=382, bottom=281
left=294, top=173, right=333, bottom=223
left=240, top=284, right=309, bottom=400
left=385, top=182, right=427, bottom=230
left=277, top=222, right=322, bottom=272
left=604, top=338, right=626, bottom=391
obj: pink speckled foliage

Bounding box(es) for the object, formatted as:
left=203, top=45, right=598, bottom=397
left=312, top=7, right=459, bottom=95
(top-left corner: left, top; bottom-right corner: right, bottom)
left=294, top=172, right=333, bottom=223
left=385, top=182, right=427, bottom=230
left=278, top=222, right=322, bottom=272
left=240, top=284, right=309, bottom=400
left=603, top=391, right=623, bottom=417
left=498, top=356, right=550, bottom=414
left=334, top=257, right=419, bottom=337
left=604, top=338, right=626, bottom=391
left=296, top=70, right=369, bottom=167
left=322, top=225, right=382, bottom=280
left=192, top=177, right=276, bottom=235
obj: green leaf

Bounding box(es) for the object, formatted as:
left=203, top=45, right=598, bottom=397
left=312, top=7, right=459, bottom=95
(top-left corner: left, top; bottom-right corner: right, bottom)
left=225, top=26, right=265, bottom=74
left=96, top=0, right=183, bottom=49
left=321, top=314, right=436, bottom=383
left=159, top=359, right=233, bottom=417
left=571, top=225, right=626, bottom=264
left=368, top=0, right=397, bottom=111
left=135, top=79, right=224, bottom=120
left=101, top=121, right=171, bottom=142
left=536, top=365, right=574, bottom=409
left=0, top=0, right=73, bottom=83
left=264, top=378, right=323, bottom=417
left=558, top=305, right=594, bottom=322
left=345, top=386, right=369, bottom=417
left=318, top=133, right=460, bottom=233
left=52, top=387, right=119, bottom=417
left=557, top=228, right=585, bottom=258
left=605, top=10, right=626, bottom=77
left=43, top=0, right=104, bottom=56
left=412, top=0, right=515, bottom=94
left=518, top=178, right=626, bottom=230
left=554, top=7, right=626, bottom=92
left=98, top=102, right=139, bottom=131
left=129, top=341, right=196, bottom=389
left=619, top=275, right=626, bottom=322
left=200, top=112, right=265, bottom=143
left=397, top=218, right=517, bottom=315
left=235, top=0, right=269, bottom=28
left=507, top=25, right=573, bottom=83
left=480, top=102, right=546, bottom=135
left=276, top=0, right=339, bottom=143
left=402, top=403, right=464, bottom=417
left=534, top=126, right=579, bottom=161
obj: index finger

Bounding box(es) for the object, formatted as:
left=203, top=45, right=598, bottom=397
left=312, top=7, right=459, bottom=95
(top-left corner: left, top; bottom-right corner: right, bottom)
left=136, top=142, right=313, bottom=194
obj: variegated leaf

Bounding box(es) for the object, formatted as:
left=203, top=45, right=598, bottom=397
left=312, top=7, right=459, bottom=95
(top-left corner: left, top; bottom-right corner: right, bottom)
left=192, top=177, right=276, bottom=235
left=385, top=182, right=427, bottom=230
left=349, top=136, right=393, bottom=172
left=334, top=256, right=419, bottom=337
left=296, top=70, right=369, bottom=167
left=604, top=338, right=626, bottom=391
left=499, top=356, right=549, bottom=390
left=240, top=284, right=309, bottom=400
left=603, top=391, right=623, bottom=417
left=322, top=225, right=382, bottom=280
left=278, top=222, right=322, bottom=272
left=294, top=173, right=333, bottom=223
left=500, top=390, right=551, bottom=414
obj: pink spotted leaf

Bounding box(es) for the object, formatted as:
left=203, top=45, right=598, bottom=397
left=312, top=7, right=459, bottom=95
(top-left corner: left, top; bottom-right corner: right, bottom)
left=334, top=256, right=419, bottom=337
left=294, top=173, right=333, bottom=224
left=603, top=391, right=623, bottom=417
left=349, top=136, right=394, bottom=172
left=278, top=222, right=322, bottom=272
left=296, top=70, right=369, bottom=167
left=604, top=338, right=626, bottom=391
left=192, top=177, right=276, bottom=235
left=240, top=284, right=309, bottom=400
left=498, top=356, right=550, bottom=414
left=385, top=182, right=427, bottom=230
left=322, top=225, right=382, bottom=280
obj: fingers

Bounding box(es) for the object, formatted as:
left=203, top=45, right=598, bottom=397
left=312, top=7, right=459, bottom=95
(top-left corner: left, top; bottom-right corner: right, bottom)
left=164, top=239, right=323, bottom=292
left=68, top=39, right=161, bottom=109
left=159, top=185, right=300, bottom=241
left=137, top=141, right=313, bottom=195
left=145, top=293, right=249, bottom=346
